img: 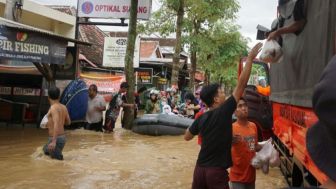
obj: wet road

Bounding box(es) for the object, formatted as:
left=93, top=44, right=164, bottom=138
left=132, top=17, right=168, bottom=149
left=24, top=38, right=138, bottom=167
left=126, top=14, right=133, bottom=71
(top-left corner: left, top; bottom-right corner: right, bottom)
left=0, top=125, right=287, bottom=189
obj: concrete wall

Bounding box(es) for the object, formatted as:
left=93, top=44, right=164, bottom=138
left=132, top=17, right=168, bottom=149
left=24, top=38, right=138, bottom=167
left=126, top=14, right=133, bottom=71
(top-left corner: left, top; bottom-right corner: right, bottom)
left=0, top=0, right=76, bottom=39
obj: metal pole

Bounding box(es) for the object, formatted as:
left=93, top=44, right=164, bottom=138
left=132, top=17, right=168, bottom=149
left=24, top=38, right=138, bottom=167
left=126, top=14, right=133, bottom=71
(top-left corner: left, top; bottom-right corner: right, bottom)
left=77, top=21, right=128, bottom=26
left=74, top=0, right=80, bottom=79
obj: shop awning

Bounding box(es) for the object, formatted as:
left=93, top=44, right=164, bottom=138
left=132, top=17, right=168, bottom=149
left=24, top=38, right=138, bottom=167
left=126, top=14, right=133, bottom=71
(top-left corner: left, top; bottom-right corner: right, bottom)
left=0, top=17, right=90, bottom=45
left=0, top=18, right=90, bottom=65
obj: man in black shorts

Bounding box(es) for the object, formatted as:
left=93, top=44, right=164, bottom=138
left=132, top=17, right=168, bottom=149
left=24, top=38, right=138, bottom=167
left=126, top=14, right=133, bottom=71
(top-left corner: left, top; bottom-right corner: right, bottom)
left=184, top=43, right=262, bottom=189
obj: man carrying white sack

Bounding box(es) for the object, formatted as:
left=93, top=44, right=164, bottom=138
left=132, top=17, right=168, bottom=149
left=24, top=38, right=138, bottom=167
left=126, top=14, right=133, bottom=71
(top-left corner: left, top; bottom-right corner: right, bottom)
left=230, top=97, right=262, bottom=189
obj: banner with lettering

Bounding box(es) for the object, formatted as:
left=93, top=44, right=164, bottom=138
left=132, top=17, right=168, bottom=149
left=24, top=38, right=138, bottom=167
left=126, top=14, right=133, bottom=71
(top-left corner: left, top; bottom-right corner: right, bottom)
left=0, top=26, right=67, bottom=64
left=78, top=0, right=152, bottom=20
left=136, top=68, right=152, bottom=84
left=102, top=36, right=140, bottom=68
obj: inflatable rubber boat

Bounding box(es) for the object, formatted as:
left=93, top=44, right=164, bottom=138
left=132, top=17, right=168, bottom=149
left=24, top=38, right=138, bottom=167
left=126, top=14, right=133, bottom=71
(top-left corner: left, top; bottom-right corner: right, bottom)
left=132, top=114, right=194, bottom=136
left=60, top=79, right=88, bottom=121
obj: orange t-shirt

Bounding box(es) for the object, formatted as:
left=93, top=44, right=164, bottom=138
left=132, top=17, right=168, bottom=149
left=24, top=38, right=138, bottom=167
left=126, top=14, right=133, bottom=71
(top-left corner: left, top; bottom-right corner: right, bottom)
left=229, top=121, right=258, bottom=184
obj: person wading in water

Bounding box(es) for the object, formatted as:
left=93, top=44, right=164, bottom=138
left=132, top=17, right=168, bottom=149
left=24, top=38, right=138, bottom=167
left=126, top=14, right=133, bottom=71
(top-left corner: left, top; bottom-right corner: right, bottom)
left=43, top=86, right=71, bottom=160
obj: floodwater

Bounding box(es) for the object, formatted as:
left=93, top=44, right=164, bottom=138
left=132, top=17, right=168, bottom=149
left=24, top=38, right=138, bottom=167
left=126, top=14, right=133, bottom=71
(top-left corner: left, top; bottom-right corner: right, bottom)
left=0, top=124, right=287, bottom=189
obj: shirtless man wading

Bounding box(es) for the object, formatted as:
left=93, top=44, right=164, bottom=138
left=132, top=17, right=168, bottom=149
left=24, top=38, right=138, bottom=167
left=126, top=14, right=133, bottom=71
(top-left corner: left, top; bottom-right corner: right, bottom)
left=43, top=87, right=71, bottom=160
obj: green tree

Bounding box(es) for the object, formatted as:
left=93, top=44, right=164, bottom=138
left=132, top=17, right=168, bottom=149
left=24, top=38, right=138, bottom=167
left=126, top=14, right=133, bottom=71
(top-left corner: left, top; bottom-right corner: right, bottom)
left=138, top=0, right=185, bottom=87
left=123, top=0, right=138, bottom=130
left=197, top=23, right=248, bottom=91
left=138, top=0, right=247, bottom=91
left=184, top=0, right=240, bottom=90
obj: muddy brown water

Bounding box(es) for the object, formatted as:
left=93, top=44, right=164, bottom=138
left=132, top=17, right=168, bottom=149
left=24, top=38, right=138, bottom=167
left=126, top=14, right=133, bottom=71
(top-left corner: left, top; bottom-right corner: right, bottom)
left=0, top=125, right=287, bottom=189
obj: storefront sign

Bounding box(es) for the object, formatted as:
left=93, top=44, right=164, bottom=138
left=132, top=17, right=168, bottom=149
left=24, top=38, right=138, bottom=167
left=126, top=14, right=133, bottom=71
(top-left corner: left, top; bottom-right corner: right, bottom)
left=0, top=86, right=11, bottom=95
left=102, top=36, right=140, bottom=68
left=78, top=0, right=152, bottom=20
left=158, top=77, right=167, bottom=85
left=136, top=68, right=152, bottom=84
left=13, top=87, right=41, bottom=96
left=0, top=26, right=67, bottom=64
left=82, top=78, right=123, bottom=94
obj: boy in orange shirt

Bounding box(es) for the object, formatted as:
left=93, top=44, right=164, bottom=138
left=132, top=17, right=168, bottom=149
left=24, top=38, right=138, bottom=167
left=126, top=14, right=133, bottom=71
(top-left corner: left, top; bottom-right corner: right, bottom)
left=230, top=98, right=261, bottom=189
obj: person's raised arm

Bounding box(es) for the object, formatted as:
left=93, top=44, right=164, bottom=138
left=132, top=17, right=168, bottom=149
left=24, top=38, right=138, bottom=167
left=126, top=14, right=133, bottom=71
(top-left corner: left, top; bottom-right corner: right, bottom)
left=233, top=43, right=263, bottom=102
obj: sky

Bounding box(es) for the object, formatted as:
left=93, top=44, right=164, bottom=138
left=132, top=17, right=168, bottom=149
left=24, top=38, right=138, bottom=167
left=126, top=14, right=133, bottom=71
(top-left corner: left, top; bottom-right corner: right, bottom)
left=31, top=0, right=277, bottom=47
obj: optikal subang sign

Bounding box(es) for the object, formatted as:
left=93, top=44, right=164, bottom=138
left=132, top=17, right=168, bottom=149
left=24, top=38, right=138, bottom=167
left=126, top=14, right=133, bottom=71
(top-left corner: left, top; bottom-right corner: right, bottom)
left=0, top=26, right=67, bottom=64
left=78, top=0, right=152, bottom=20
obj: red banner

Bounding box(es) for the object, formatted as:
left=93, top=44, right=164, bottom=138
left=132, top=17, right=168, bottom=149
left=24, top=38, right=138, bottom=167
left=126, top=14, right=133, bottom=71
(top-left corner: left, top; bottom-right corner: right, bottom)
left=80, top=72, right=124, bottom=94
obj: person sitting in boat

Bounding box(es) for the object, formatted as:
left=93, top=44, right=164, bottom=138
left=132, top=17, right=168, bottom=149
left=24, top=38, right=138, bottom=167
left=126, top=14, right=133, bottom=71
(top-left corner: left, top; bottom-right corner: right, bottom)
left=162, top=104, right=175, bottom=115
left=145, top=90, right=161, bottom=114
left=166, top=87, right=181, bottom=108
left=159, top=94, right=169, bottom=113
left=184, top=93, right=201, bottom=119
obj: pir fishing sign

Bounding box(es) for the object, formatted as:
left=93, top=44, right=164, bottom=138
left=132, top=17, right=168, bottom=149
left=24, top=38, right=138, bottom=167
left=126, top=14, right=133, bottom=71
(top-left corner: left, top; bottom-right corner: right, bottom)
left=0, top=25, right=67, bottom=65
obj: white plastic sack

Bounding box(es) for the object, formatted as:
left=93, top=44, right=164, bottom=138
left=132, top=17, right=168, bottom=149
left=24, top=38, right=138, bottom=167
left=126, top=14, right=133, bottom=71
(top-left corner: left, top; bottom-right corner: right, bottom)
left=257, top=138, right=273, bottom=162
left=40, top=114, right=48, bottom=129
left=262, top=161, right=269, bottom=174
left=251, top=138, right=280, bottom=174
left=269, top=147, right=281, bottom=167
left=251, top=156, right=263, bottom=169
left=259, top=40, right=283, bottom=63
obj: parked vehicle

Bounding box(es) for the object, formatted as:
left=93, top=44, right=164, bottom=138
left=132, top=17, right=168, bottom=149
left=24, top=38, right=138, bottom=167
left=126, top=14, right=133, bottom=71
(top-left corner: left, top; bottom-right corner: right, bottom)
left=238, top=1, right=336, bottom=186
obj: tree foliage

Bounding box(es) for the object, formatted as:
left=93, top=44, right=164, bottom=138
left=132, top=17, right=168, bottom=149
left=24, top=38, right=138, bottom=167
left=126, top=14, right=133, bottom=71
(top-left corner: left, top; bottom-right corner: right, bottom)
left=138, top=0, right=248, bottom=89
left=197, top=24, right=248, bottom=86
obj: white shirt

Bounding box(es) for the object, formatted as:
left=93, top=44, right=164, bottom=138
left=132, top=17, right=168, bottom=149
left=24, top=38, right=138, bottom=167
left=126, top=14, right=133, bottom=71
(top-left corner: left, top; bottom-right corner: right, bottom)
left=86, top=94, right=106, bottom=123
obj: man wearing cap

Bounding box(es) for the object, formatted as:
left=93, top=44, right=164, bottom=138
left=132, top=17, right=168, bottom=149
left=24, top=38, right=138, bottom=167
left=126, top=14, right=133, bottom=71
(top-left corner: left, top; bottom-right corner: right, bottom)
left=104, top=82, right=135, bottom=133
left=306, top=56, right=336, bottom=188
left=268, top=0, right=306, bottom=41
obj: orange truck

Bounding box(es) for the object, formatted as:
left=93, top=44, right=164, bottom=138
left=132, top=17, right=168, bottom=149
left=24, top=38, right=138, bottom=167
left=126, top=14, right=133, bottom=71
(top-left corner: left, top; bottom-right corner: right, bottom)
left=238, top=1, right=336, bottom=187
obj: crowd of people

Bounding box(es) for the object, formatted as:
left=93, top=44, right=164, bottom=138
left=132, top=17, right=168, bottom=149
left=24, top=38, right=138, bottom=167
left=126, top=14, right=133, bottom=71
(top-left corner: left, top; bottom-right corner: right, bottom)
left=36, top=0, right=336, bottom=187
left=40, top=42, right=336, bottom=189
left=84, top=80, right=206, bottom=134
left=143, top=87, right=205, bottom=118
